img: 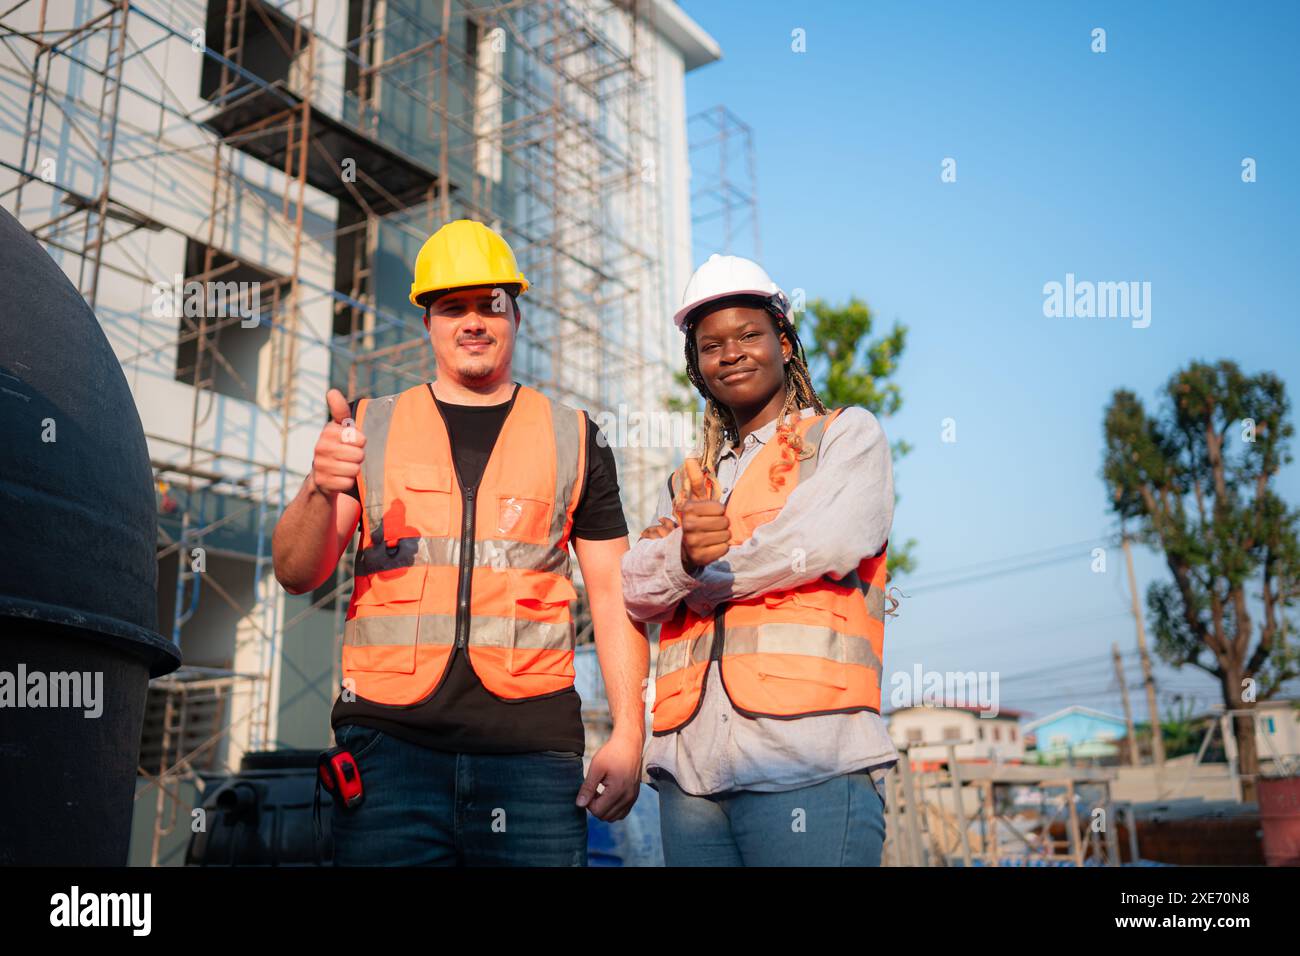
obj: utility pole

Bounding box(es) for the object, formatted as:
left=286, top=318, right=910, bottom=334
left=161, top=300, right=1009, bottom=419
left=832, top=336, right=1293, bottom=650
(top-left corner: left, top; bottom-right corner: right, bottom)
left=1122, top=532, right=1166, bottom=767
left=1112, top=642, right=1139, bottom=766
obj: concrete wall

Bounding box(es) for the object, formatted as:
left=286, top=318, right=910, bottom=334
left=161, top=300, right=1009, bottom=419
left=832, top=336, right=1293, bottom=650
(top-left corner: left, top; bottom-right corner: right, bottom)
left=1111, top=760, right=1241, bottom=803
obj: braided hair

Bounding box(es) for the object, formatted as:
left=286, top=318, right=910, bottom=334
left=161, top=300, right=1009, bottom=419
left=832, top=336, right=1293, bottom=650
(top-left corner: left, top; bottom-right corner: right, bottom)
left=681, top=294, right=828, bottom=496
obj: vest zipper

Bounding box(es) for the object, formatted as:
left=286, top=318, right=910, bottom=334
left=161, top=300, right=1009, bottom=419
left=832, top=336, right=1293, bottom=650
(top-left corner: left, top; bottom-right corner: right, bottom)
left=430, top=380, right=519, bottom=655
left=456, top=485, right=476, bottom=649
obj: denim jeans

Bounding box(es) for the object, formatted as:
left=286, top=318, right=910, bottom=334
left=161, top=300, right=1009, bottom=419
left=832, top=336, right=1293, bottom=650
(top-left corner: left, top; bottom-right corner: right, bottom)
left=329, top=723, right=588, bottom=866
left=657, top=768, right=887, bottom=866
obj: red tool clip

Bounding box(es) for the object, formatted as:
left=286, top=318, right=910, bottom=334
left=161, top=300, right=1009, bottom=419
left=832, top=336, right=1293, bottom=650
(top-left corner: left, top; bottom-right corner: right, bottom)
left=317, top=747, right=364, bottom=810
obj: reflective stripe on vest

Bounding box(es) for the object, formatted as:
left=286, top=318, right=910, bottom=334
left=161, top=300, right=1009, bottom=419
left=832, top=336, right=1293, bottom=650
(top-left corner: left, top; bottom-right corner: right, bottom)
left=652, top=407, right=888, bottom=734
left=343, top=383, right=586, bottom=705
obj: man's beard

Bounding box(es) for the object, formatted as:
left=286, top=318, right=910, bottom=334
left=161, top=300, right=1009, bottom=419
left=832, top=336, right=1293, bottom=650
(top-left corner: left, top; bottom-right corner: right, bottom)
left=457, top=358, right=495, bottom=380
left=455, top=345, right=497, bottom=381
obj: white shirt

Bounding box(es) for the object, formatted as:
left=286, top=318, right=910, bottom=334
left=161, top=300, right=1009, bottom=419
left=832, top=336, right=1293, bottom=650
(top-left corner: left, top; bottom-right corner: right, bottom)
left=621, top=406, right=900, bottom=795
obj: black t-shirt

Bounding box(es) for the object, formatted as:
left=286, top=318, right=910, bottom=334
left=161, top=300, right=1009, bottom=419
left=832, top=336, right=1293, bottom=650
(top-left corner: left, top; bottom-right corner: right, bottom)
left=328, top=382, right=627, bottom=753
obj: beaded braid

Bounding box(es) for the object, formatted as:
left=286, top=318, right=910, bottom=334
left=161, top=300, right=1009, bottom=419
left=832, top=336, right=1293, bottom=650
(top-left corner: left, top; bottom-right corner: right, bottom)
left=768, top=345, right=828, bottom=493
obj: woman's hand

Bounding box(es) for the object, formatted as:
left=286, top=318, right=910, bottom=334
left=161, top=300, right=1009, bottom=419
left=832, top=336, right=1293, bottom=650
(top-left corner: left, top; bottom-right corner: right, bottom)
left=639, top=516, right=678, bottom=540
left=678, top=457, right=730, bottom=573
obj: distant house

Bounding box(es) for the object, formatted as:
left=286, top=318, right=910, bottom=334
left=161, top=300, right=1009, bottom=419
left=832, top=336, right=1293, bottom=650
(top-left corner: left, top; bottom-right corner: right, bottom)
left=1022, top=705, right=1127, bottom=762
left=1190, top=698, right=1300, bottom=771
left=884, top=704, right=1026, bottom=770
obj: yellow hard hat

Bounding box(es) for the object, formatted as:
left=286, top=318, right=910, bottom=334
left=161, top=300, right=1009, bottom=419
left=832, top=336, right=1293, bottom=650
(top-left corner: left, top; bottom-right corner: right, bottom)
left=409, top=219, right=529, bottom=308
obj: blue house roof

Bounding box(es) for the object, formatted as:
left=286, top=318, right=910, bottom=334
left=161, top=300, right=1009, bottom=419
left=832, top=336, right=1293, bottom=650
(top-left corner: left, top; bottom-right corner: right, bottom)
left=1023, top=705, right=1127, bottom=755
left=1022, top=705, right=1126, bottom=734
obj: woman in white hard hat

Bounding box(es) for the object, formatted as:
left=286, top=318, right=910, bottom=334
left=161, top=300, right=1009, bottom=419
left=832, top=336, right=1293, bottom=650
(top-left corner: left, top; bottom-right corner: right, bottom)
left=621, top=254, right=899, bottom=866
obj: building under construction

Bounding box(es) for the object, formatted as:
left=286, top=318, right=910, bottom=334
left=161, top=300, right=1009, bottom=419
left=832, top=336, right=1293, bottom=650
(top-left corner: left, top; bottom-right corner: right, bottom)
left=0, top=0, right=721, bottom=864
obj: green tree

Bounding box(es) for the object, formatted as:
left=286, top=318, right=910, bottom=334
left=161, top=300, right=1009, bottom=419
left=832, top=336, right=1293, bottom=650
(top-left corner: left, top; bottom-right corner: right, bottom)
left=798, top=296, right=915, bottom=577
left=664, top=368, right=695, bottom=414
left=1102, top=360, right=1300, bottom=801
left=1160, top=694, right=1208, bottom=760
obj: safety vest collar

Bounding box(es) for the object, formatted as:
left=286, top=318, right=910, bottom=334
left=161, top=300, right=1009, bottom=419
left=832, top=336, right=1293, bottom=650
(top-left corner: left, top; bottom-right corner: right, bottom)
left=715, top=404, right=817, bottom=464
left=428, top=379, right=521, bottom=501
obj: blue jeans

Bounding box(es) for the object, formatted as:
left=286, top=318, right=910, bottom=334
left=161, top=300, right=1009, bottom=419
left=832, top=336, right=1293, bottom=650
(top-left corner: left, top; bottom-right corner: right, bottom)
left=329, top=723, right=588, bottom=866
left=657, top=769, right=887, bottom=866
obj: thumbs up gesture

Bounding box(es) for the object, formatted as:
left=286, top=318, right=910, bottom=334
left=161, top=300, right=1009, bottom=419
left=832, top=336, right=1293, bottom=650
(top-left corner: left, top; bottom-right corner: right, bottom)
left=678, top=457, right=730, bottom=573
left=312, top=388, right=367, bottom=497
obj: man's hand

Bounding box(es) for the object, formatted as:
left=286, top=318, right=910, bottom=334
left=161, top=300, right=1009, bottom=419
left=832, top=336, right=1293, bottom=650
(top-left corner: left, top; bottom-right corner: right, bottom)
left=639, top=516, right=677, bottom=540
left=576, top=730, right=642, bottom=822
left=679, top=457, right=729, bottom=574
left=312, top=388, right=366, bottom=497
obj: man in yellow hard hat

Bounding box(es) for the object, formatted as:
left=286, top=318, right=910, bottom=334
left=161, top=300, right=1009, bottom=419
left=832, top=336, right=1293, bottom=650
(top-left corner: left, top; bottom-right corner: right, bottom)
left=272, top=219, right=648, bottom=865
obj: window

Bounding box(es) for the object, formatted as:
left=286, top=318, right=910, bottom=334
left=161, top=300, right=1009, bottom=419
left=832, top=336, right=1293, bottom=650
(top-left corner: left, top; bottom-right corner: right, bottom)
left=977, top=725, right=984, bottom=740
left=942, top=725, right=960, bottom=741
left=1010, top=726, right=1017, bottom=742
left=1267, top=717, right=1276, bottom=734
left=173, top=239, right=282, bottom=402
left=993, top=726, right=1001, bottom=742
left=906, top=728, right=923, bottom=744
left=199, top=0, right=308, bottom=104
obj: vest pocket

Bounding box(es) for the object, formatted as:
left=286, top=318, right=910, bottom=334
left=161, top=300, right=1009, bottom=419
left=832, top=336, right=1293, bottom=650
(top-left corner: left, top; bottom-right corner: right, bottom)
left=762, top=586, right=850, bottom=630
left=650, top=659, right=686, bottom=717
left=751, top=652, right=852, bottom=691
left=507, top=572, right=576, bottom=678
left=496, top=493, right=552, bottom=542
left=761, top=590, right=800, bottom=611
left=730, top=594, right=854, bottom=695
left=391, top=464, right=453, bottom=541
left=649, top=680, right=679, bottom=714
left=735, top=506, right=782, bottom=541
left=344, top=568, right=426, bottom=674
left=725, top=636, right=853, bottom=707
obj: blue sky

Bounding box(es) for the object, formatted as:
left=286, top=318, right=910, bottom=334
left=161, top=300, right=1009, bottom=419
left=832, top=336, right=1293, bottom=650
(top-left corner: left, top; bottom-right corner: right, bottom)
left=680, top=0, right=1300, bottom=724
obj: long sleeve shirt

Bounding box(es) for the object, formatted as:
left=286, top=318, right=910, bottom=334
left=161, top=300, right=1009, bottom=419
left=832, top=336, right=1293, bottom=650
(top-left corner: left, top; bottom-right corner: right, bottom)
left=621, top=405, right=900, bottom=796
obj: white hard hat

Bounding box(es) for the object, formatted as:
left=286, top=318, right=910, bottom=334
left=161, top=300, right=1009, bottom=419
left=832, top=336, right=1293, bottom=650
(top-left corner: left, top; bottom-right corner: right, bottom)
left=673, top=253, right=790, bottom=333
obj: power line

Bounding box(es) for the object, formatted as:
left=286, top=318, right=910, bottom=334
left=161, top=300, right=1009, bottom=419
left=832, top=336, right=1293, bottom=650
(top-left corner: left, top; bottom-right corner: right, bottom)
left=903, top=608, right=1133, bottom=654
left=903, top=536, right=1113, bottom=585
left=901, top=536, right=1116, bottom=594
left=979, top=649, right=1137, bottom=684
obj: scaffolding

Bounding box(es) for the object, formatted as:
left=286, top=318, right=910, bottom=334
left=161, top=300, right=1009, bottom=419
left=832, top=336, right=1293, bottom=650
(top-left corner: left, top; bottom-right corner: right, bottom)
left=687, top=103, right=759, bottom=262
left=880, top=741, right=1140, bottom=867
left=0, top=0, right=676, bottom=864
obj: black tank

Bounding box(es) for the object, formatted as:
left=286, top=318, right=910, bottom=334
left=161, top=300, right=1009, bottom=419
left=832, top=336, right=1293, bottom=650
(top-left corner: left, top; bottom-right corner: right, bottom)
left=0, top=204, right=181, bottom=865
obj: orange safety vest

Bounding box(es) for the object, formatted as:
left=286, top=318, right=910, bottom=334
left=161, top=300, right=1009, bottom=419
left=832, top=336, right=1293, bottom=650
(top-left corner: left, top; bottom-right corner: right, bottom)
left=652, top=407, right=888, bottom=735
left=342, top=382, right=587, bottom=706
